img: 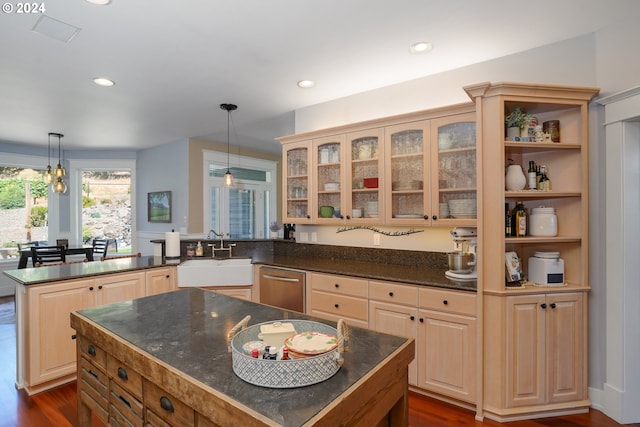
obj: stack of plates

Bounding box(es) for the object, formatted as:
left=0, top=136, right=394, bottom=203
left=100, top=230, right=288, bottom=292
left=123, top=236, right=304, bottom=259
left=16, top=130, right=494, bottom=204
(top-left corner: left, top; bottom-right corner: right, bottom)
left=364, top=201, right=378, bottom=217
left=448, top=199, right=476, bottom=219
left=284, top=331, right=338, bottom=359
left=439, top=202, right=450, bottom=218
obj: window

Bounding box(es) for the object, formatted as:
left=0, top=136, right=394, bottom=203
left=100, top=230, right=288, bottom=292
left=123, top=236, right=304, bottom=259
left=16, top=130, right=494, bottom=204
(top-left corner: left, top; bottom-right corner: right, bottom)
left=0, top=153, right=51, bottom=263
left=69, top=159, right=136, bottom=252
left=204, top=151, right=276, bottom=239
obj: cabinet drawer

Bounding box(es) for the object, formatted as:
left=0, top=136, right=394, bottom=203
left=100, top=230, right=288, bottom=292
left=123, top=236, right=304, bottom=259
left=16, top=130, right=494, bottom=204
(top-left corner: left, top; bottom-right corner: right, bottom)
left=310, top=290, right=368, bottom=321
left=311, top=273, right=368, bottom=297
left=369, top=281, right=418, bottom=306
left=79, top=357, right=108, bottom=423
left=107, top=355, right=142, bottom=400
left=78, top=336, right=106, bottom=370
left=143, top=379, right=194, bottom=427
left=146, top=409, right=172, bottom=427
left=419, top=288, right=476, bottom=316
left=110, top=380, right=143, bottom=427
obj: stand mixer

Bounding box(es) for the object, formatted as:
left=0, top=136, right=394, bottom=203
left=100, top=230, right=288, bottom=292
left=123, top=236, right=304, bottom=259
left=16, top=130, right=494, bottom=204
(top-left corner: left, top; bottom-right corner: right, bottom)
left=445, top=227, right=478, bottom=282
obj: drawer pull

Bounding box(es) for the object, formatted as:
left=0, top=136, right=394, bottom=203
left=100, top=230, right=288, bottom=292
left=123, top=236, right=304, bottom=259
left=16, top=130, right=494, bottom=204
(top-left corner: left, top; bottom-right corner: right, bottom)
left=389, top=292, right=394, bottom=297
left=443, top=300, right=448, bottom=305
left=334, top=283, right=339, bottom=288
left=160, top=396, right=175, bottom=413
left=88, top=344, right=96, bottom=356
left=165, top=274, right=170, bottom=278
left=334, top=303, right=339, bottom=308
left=88, top=369, right=98, bottom=380
left=118, top=395, right=131, bottom=409
left=117, top=367, right=128, bottom=381
left=71, top=334, right=77, bottom=340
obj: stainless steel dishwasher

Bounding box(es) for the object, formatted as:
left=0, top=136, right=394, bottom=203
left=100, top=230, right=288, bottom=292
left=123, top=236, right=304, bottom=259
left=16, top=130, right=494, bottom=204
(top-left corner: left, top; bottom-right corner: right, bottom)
left=259, top=266, right=305, bottom=312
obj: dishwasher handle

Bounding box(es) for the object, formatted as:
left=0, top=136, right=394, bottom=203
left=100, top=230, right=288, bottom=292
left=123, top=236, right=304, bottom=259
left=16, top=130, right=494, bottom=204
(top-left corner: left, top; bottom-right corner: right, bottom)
left=261, top=274, right=301, bottom=283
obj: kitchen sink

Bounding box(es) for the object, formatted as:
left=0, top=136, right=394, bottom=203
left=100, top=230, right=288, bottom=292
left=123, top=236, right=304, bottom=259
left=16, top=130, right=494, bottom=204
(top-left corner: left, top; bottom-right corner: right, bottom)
left=177, top=258, right=253, bottom=287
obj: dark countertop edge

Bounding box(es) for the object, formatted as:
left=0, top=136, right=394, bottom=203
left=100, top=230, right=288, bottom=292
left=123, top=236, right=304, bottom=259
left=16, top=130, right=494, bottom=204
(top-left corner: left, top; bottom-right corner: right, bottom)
left=2, top=256, right=177, bottom=286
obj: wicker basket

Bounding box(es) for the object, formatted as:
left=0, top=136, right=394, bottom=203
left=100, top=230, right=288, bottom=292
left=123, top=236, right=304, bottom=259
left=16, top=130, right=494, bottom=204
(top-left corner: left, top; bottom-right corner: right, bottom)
left=229, top=318, right=348, bottom=388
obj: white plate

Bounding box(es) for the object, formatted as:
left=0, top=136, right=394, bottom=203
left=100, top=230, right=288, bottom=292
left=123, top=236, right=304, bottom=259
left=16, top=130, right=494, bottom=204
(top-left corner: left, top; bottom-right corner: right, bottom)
left=284, top=331, right=338, bottom=355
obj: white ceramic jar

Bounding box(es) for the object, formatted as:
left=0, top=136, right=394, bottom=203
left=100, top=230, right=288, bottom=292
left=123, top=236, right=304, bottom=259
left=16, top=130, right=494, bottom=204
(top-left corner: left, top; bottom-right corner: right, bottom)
left=529, top=206, right=558, bottom=236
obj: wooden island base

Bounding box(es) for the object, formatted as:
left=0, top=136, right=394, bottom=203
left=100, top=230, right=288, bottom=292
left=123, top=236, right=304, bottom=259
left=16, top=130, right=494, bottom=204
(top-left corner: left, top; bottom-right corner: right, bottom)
left=71, top=288, right=414, bottom=427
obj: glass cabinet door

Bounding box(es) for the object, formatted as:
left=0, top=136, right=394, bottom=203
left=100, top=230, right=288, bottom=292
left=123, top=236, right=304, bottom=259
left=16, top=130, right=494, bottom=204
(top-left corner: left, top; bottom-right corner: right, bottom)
left=283, top=141, right=311, bottom=222
left=430, top=113, right=477, bottom=226
left=385, top=121, right=431, bottom=224
left=346, top=128, right=384, bottom=222
left=313, top=135, right=344, bottom=222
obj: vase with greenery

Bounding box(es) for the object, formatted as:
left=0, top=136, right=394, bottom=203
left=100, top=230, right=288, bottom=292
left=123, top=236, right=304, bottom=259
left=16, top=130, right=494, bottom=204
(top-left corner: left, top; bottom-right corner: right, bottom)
left=504, top=108, right=534, bottom=138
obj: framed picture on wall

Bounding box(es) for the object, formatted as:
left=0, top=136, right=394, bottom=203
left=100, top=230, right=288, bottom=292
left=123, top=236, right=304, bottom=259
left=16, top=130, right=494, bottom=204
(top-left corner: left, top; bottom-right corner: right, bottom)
left=148, top=191, right=172, bottom=223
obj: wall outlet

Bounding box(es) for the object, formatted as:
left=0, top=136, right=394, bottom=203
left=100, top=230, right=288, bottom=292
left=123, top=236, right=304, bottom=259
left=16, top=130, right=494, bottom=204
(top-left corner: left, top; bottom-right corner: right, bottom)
left=299, top=231, right=309, bottom=242
left=373, top=233, right=381, bottom=246
left=311, top=232, right=318, bottom=242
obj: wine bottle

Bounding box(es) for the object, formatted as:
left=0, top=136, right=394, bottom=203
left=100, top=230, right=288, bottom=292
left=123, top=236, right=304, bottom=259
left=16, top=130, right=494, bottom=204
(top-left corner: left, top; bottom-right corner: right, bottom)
left=505, top=203, right=512, bottom=237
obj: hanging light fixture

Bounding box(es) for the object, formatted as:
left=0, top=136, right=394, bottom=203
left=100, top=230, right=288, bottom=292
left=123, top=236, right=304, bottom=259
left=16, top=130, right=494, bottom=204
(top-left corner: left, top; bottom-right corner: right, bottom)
left=220, top=103, right=237, bottom=187
left=45, top=133, right=54, bottom=184
left=50, top=132, right=67, bottom=194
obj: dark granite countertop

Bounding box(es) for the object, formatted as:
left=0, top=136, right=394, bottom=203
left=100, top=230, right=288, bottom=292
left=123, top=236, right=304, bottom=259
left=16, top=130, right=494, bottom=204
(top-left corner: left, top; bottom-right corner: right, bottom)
left=73, top=288, right=413, bottom=427
left=2, top=255, right=176, bottom=286
left=255, top=255, right=477, bottom=292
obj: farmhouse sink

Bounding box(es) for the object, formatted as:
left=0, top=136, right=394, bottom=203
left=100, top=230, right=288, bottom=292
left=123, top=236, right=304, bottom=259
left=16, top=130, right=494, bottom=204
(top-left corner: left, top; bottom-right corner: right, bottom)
left=177, top=258, right=253, bottom=287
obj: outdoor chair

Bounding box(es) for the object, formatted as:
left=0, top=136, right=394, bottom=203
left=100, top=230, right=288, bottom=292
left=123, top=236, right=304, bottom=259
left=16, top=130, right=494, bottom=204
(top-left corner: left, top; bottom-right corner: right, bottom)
left=31, top=245, right=66, bottom=267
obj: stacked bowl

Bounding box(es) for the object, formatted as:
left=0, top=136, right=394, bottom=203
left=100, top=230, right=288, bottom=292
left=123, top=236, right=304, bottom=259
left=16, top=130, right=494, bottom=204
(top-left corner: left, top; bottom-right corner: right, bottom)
left=448, top=199, right=476, bottom=219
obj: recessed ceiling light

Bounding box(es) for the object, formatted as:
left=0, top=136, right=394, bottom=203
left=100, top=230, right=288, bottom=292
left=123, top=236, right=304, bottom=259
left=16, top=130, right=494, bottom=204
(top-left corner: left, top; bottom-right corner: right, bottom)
left=93, top=77, right=115, bottom=87
left=85, top=0, right=111, bottom=4
left=410, top=41, right=433, bottom=54
left=297, top=80, right=315, bottom=89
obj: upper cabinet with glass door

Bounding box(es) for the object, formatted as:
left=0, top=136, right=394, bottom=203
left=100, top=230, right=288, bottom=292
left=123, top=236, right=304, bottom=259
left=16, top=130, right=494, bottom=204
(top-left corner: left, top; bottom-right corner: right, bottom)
left=430, top=112, right=477, bottom=227
left=313, top=135, right=344, bottom=222
left=346, top=128, right=384, bottom=222
left=283, top=140, right=312, bottom=223
left=385, top=121, right=431, bottom=225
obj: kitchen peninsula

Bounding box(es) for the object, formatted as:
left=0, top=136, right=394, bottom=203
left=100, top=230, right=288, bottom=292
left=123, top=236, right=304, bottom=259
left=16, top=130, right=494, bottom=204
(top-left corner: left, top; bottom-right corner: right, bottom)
left=71, top=288, right=414, bottom=427
left=4, top=256, right=177, bottom=395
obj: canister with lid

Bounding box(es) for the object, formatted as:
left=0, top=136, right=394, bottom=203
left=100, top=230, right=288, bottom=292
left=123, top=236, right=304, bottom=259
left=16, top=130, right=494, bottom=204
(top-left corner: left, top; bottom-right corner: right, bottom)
left=529, top=206, right=558, bottom=236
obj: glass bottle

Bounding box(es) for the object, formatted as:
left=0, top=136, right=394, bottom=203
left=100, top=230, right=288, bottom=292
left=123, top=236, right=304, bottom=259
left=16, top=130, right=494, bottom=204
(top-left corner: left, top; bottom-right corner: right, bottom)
left=527, top=161, right=537, bottom=190
left=511, top=201, right=528, bottom=237
left=538, top=165, right=551, bottom=191
left=281, top=346, right=290, bottom=360
left=505, top=203, right=512, bottom=237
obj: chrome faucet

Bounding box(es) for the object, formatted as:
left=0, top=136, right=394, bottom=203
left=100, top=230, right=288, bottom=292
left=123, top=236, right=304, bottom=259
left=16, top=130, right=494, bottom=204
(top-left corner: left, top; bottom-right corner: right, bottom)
left=207, top=230, right=235, bottom=257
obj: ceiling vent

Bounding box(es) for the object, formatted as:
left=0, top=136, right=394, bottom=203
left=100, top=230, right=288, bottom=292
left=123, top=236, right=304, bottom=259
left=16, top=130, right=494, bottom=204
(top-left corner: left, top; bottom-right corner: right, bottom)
left=32, top=15, right=81, bottom=43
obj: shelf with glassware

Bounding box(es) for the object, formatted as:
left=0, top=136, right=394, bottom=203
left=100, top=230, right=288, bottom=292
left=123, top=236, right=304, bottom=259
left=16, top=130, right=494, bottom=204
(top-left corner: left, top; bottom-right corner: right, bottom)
left=314, top=135, right=345, bottom=223
left=283, top=140, right=313, bottom=223
left=430, top=113, right=477, bottom=227
left=346, top=128, right=384, bottom=222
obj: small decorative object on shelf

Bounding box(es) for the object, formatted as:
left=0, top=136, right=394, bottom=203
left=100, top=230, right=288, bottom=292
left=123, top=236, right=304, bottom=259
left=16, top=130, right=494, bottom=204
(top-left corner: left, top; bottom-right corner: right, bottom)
left=269, top=221, right=281, bottom=239
left=504, top=108, right=535, bottom=139
left=542, top=120, right=560, bottom=142
left=505, top=163, right=526, bottom=191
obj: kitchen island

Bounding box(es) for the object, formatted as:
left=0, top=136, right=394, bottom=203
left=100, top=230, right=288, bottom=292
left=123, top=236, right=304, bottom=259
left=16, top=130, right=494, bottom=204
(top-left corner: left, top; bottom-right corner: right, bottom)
left=71, top=288, right=415, bottom=426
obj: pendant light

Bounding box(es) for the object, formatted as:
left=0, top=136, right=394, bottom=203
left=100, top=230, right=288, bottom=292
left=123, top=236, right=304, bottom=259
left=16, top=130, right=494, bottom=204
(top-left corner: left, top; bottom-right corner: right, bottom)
left=50, top=132, right=67, bottom=194
left=220, top=103, right=237, bottom=187
left=45, top=133, right=54, bottom=184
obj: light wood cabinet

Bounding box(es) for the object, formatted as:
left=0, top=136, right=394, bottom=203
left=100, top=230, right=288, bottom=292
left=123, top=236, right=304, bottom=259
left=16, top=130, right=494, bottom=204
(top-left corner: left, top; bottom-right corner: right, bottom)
left=282, top=140, right=312, bottom=223
left=145, top=267, right=176, bottom=296
left=466, top=82, right=598, bottom=420
left=307, top=272, right=368, bottom=328
left=417, top=287, right=476, bottom=403
left=20, top=266, right=177, bottom=395
left=278, top=104, right=477, bottom=226
left=369, top=281, right=418, bottom=385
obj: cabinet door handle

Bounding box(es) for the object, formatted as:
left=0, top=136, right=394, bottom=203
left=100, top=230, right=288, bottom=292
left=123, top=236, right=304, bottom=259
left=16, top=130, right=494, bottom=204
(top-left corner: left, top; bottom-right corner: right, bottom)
left=98, top=285, right=103, bottom=290
left=541, top=303, right=547, bottom=309
left=550, top=303, right=557, bottom=309
left=89, top=287, right=94, bottom=291
left=346, top=215, right=351, bottom=219
left=160, top=396, right=175, bottom=413
left=389, top=292, right=394, bottom=297
left=423, top=215, right=429, bottom=220
left=334, top=283, right=339, bottom=288
left=262, top=274, right=300, bottom=283
left=334, top=303, right=339, bottom=308
left=443, top=300, right=448, bottom=305
left=117, top=367, right=128, bottom=381
left=432, top=215, right=438, bottom=220
left=165, top=275, right=170, bottom=278
left=410, top=315, right=415, bottom=321
left=88, top=344, right=96, bottom=356
left=71, top=334, right=76, bottom=340
left=419, top=318, right=424, bottom=323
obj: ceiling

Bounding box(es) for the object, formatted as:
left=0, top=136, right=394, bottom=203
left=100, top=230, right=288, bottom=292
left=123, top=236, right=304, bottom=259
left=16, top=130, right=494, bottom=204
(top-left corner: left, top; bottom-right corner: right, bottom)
left=0, top=1, right=637, bottom=156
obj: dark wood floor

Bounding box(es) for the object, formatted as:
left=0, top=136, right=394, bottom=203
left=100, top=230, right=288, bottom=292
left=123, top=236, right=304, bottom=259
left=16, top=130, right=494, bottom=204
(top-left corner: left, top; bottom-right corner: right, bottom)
left=0, top=295, right=635, bottom=427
